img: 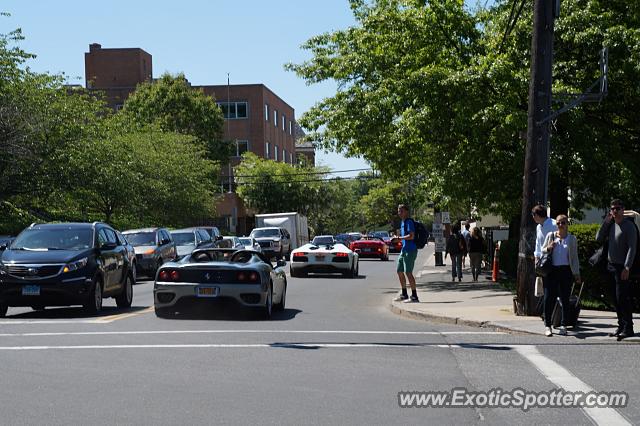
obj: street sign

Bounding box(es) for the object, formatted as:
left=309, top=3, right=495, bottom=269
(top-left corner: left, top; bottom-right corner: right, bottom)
left=442, top=212, right=451, bottom=224
left=435, top=237, right=445, bottom=252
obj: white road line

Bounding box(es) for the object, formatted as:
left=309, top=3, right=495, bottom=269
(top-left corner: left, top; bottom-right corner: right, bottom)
left=0, top=330, right=507, bottom=337
left=0, top=343, right=451, bottom=351
left=0, top=320, right=104, bottom=325
left=515, top=345, right=631, bottom=426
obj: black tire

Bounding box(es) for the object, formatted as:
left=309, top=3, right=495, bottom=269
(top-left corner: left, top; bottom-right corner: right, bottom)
left=275, top=281, right=287, bottom=312
left=153, top=259, right=163, bottom=279
left=131, top=261, right=137, bottom=284
left=344, top=264, right=354, bottom=278
left=262, top=284, right=273, bottom=320
left=31, top=304, right=46, bottom=311
left=290, top=266, right=299, bottom=278
left=83, top=276, right=103, bottom=314
left=115, top=273, right=134, bottom=308
left=0, top=303, right=7, bottom=318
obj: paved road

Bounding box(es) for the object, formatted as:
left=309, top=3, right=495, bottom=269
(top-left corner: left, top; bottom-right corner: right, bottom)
left=1, top=249, right=638, bottom=425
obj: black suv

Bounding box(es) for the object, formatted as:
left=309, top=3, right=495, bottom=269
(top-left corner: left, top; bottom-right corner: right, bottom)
left=0, top=222, right=135, bottom=316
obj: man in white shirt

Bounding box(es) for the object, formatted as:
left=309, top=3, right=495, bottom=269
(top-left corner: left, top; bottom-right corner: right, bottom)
left=532, top=205, right=557, bottom=263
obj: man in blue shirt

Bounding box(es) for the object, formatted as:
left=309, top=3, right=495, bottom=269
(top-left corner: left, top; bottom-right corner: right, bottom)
left=393, top=204, right=419, bottom=303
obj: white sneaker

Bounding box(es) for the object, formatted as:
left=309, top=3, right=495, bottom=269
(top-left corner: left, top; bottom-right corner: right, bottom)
left=545, top=327, right=553, bottom=337
left=558, top=326, right=567, bottom=336
left=393, top=294, right=409, bottom=302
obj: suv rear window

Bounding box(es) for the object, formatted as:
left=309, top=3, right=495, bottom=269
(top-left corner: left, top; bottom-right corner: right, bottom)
left=125, top=232, right=156, bottom=246
left=171, top=232, right=196, bottom=245
left=12, top=228, right=93, bottom=251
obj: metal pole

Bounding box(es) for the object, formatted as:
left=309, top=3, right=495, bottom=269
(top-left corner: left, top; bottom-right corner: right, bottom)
left=515, top=0, right=555, bottom=315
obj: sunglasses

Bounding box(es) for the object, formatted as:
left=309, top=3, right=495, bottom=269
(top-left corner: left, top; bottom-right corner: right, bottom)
left=611, top=206, right=623, bottom=212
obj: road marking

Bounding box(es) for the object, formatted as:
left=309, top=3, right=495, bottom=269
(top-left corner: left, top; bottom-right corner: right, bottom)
left=0, top=329, right=507, bottom=337
left=0, top=343, right=454, bottom=351
left=515, top=345, right=631, bottom=426
left=92, top=307, right=154, bottom=323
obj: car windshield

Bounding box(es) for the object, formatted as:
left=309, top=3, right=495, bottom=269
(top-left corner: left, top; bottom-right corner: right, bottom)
left=171, top=232, right=195, bottom=245
left=312, top=236, right=335, bottom=245
left=251, top=229, right=279, bottom=238
left=125, top=232, right=156, bottom=246
left=239, top=238, right=252, bottom=246
left=11, top=228, right=93, bottom=250
left=371, top=231, right=389, bottom=238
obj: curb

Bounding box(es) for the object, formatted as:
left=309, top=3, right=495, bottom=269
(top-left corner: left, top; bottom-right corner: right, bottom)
left=389, top=302, right=540, bottom=336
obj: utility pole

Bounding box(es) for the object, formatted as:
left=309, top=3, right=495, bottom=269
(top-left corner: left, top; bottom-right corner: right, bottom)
left=515, top=0, right=556, bottom=315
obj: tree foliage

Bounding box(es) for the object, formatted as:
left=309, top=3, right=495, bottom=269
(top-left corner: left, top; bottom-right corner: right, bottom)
left=121, top=73, right=230, bottom=164
left=288, top=0, right=640, bottom=221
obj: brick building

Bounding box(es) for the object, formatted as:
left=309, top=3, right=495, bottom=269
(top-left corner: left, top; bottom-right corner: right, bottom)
left=84, top=43, right=308, bottom=235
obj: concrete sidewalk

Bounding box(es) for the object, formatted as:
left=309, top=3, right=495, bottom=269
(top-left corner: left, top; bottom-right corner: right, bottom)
left=389, top=248, right=640, bottom=340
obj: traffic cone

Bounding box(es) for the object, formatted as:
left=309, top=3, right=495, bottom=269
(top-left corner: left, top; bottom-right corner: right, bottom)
left=492, top=243, right=500, bottom=282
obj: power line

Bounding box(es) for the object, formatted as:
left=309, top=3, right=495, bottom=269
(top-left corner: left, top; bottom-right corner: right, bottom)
left=498, top=0, right=527, bottom=54
left=232, top=167, right=373, bottom=178
left=223, top=175, right=379, bottom=186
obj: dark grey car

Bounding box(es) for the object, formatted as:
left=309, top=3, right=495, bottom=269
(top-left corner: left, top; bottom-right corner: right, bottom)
left=171, top=228, right=217, bottom=260
left=122, top=228, right=177, bottom=278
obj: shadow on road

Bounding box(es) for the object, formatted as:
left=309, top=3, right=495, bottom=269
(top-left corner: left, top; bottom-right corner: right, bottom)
left=155, top=303, right=303, bottom=322
left=4, top=305, right=150, bottom=319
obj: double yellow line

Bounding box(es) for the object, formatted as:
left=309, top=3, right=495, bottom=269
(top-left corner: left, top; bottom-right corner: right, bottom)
left=93, top=306, right=154, bottom=323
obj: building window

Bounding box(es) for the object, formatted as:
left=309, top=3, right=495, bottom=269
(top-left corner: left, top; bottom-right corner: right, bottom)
left=282, top=115, right=286, bottom=131
left=264, top=103, right=269, bottom=121
left=232, top=140, right=249, bottom=157
left=274, top=145, right=279, bottom=161
left=218, top=101, right=248, bottom=119
left=274, top=110, right=278, bottom=127
left=283, top=148, right=287, bottom=163
left=289, top=152, right=293, bottom=164
left=289, top=120, right=293, bottom=135
left=265, top=142, right=270, bottom=159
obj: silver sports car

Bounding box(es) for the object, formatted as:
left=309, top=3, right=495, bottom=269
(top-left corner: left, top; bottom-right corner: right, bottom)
left=154, top=248, right=287, bottom=319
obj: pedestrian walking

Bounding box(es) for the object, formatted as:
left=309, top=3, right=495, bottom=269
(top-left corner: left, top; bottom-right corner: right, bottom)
left=532, top=204, right=557, bottom=316
left=392, top=204, right=419, bottom=303
left=445, top=222, right=466, bottom=282
left=468, top=227, right=485, bottom=281
left=596, top=199, right=638, bottom=341
left=461, top=222, right=471, bottom=268
left=541, top=215, right=581, bottom=336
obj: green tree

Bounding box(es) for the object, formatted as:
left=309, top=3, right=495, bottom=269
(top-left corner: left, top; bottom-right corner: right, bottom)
left=120, top=73, right=229, bottom=165
left=288, top=0, right=640, bottom=222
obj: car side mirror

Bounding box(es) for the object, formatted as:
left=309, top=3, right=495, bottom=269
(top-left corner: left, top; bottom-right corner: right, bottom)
left=101, top=242, right=117, bottom=250
left=0, top=244, right=7, bottom=251
left=216, top=235, right=223, bottom=241
left=276, top=260, right=287, bottom=267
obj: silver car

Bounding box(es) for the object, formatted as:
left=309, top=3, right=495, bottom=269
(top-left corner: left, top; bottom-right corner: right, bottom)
left=238, top=237, right=262, bottom=252
left=154, top=248, right=287, bottom=319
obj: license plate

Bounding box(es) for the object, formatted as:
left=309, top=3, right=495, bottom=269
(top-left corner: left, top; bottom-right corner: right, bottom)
left=363, top=248, right=373, bottom=252
left=315, top=255, right=325, bottom=260
left=22, top=285, right=40, bottom=296
left=196, top=286, right=219, bottom=298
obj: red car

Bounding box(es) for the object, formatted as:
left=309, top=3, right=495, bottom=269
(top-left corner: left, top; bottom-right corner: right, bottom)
left=350, top=236, right=389, bottom=261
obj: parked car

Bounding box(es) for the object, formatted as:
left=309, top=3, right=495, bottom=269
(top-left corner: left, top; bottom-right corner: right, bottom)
left=351, top=235, right=389, bottom=261
left=220, top=236, right=244, bottom=249
left=194, top=226, right=222, bottom=241
left=115, top=230, right=137, bottom=283
left=290, top=240, right=359, bottom=278
left=122, top=228, right=177, bottom=278
left=171, top=228, right=217, bottom=260
left=250, top=227, right=291, bottom=259
left=0, top=222, right=134, bottom=316
left=238, top=237, right=262, bottom=252
left=368, top=231, right=394, bottom=253
left=154, top=248, right=287, bottom=319
left=335, top=233, right=357, bottom=247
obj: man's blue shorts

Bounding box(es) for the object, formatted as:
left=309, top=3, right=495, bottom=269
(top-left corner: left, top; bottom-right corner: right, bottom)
left=397, top=250, right=418, bottom=273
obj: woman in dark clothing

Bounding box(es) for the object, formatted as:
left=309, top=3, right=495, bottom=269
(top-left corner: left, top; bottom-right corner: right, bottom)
left=468, top=227, right=485, bottom=281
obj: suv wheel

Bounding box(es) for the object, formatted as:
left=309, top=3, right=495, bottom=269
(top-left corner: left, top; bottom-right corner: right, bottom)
left=84, top=276, right=103, bottom=314
left=115, top=274, right=133, bottom=308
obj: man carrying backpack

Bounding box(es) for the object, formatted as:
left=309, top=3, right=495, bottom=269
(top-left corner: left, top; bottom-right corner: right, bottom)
left=596, top=199, right=638, bottom=341
left=445, top=222, right=467, bottom=282
left=392, top=204, right=419, bottom=303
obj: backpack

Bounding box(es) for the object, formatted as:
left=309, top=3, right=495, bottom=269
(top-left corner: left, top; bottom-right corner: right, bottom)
left=413, top=220, right=428, bottom=250
left=629, top=219, right=640, bottom=279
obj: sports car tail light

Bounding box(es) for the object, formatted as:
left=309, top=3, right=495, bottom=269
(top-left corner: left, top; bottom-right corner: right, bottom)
left=236, top=270, right=260, bottom=283
left=377, top=248, right=382, bottom=253
left=158, top=269, right=180, bottom=282
left=335, top=252, right=348, bottom=257
left=293, top=252, right=307, bottom=257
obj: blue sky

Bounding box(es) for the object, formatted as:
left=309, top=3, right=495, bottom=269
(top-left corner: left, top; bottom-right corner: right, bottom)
left=2, top=0, right=489, bottom=175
